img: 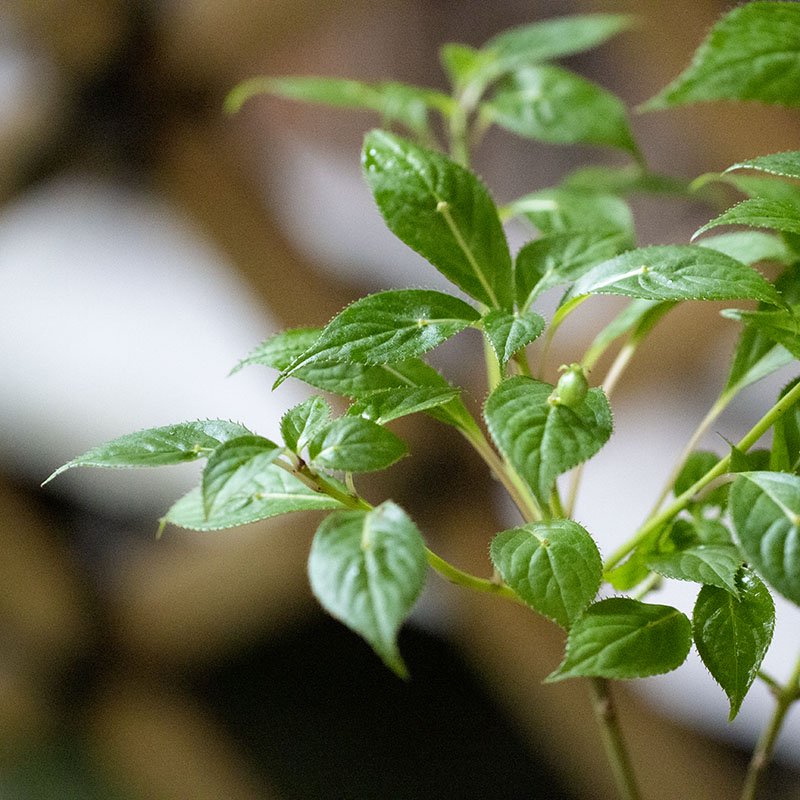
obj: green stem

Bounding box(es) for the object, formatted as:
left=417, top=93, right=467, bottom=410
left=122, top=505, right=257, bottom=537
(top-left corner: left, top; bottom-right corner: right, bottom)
left=587, top=678, right=642, bottom=800
left=605, top=377, right=800, bottom=571
left=741, top=655, right=800, bottom=800
left=425, top=547, right=520, bottom=602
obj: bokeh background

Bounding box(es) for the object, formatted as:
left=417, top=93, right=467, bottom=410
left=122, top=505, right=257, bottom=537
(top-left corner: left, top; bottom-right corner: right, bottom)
left=2, top=1, right=800, bottom=798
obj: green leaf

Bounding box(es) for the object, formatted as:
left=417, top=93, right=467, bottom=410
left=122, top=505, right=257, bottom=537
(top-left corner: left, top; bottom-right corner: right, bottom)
left=693, top=569, right=775, bottom=720
left=645, top=2, right=800, bottom=109
left=515, top=231, right=627, bottom=309
left=277, top=290, right=480, bottom=385
left=163, top=466, right=344, bottom=532
left=483, top=66, right=637, bottom=155
left=697, top=231, right=795, bottom=266
left=647, top=545, right=743, bottom=596
left=232, top=328, right=321, bottom=375
left=730, top=471, right=800, bottom=605
left=224, top=76, right=454, bottom=138
left=308, top=501, right=427, bottom=678
left=439, top=44, right=494, bottom=91
left=727, top=151, right=800, bottom=180
left=565, top=245, right=779, bottom=305
left=490, top=520, right=602, bottom=628
left=44, top=420, right=253, bottom=483
left=723, top=306, right=800, bottom=359
left=674, top=451, right=720, bottom=497
left=562, top=165, right=689, bottom=197
left=347, top=386, right=459, bottom=425
left=201, top=435, right=282, bottom=517
left=771, top=379, right=800, bottom=472
left=481, top=310, right=545, bottom=368
left=484, top=376, right=612, bottom=505
left=307, top=416, right=407, bottom=473
left=280, top=397, right=332, bottom=454
left=704, top=171, right=800, bottom=208
left=363, top=130, right=514, bottom=309
left=504, top=188, right=634, bottom=243
left=694, top=198, right=800, bottom=239
left=547, top=598, right=692, bottom=681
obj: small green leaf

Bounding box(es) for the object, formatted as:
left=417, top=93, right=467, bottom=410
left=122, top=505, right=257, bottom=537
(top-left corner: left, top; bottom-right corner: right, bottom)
left=723, top=306, right=800, bottom=360
left=515, top=231, right=626, bottom=309
left=645, top=2, right=800, bottom=109
left=693, top=569, right=775, bottom=720
left=484, top=376, right=612, bottom=505
left=771, top=379, right=800, bottom=472
left=697, top=231, right=795, bottom=266
left=674, top=451, right=721, bottom=497
left=225, top=76, right=454, bottom=138
left=363, top=130, right=513, bottom=309
left=694, top=198, right=800, bottom=239
left=481, top=310, right=545, bottom=368
left=201, top=435, right=282, bottom=517
left=566, top=245, right=779, bottom=305
left=562, top=165, right=689, bottom=197
left=504, top=187, right=634, bottom=243
left=483, top=65, right=637, bottom=155
left=280, top=397, right=332, bottom=454
left=547, top=598, right=692, bottom=681
left=347, top=386, right=459, bottom=425
left=277, top=289, right=480, bottom=385
left=44, top=420, right=253, bottom=483
left=647, top=545, right=743, bottom=596
left=730, top=471, right=800, bottom=605
left=727, top=151, right=800, bottom=180
left=308, top=501, right=427, bottom=678
left=307, top=417, right=407, bottom=473
left=163, top=466, right=344, bottom=531
left=439, top=43, right=494, bottom=91
left=490, top=520, right=602, bottom=628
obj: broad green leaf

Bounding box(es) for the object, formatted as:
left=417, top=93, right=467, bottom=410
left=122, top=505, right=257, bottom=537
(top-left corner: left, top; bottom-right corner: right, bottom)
left=771, top=379, right=800, bottom=472
left=515, top=231, right=626, bottom=309
left=280, top=397, right=332, bottom=454
left=483, top=65, right=637, bottom=155
left=647, top=545, right=743, bottom=596
left=277, top=290, right=480, bottom=385
left=645, top=2, right=800, bottom=109
left=481, top=310, right=545, bottom=368
left=490, top=520, right=602, bottom=628
left=44, top=420, right=253, bottom=483
left=697, top=231, right=794, bottom=266
left=363, top=130, right=513, bottom=309
left=484, top=14, right=633, bottom=69
left=723, top=306, right=800, bottom=359
left=562, top=165, right=689, bottom=197
left=566, top=245, right=779, bottom=305
left=730, top=471, right=800, bottom=605
left=727, top=151, right=800, bottom=180
left=307, top=416, right=407, bottom=473
left=163, top=465, right=344, bottom=531
left=347, top=386, right=459, bottom=424
left=308, top=501, right=427, bottom=677
left=547, top=598, right=692, bottom=681
left=224, top=76, right=454, bottom=138
left=484, top=376, right=612, bottom=504
left=694, top=198, right=800, bottom=239
left=693, top=569, right=775, bottom=720
left=201, top=435, right=281, bottom=517
left=504, top=187, right=634, bottom=243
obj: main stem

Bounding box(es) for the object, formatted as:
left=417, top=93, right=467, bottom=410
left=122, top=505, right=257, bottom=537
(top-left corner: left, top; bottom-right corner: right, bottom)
left=740, top=655, right=800, bottom=800
left=588, top=678, right=642, bottom=800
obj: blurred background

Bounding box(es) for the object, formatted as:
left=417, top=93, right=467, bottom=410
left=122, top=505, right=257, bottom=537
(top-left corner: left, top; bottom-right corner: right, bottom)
left=3, top=1, right=800, bottom=798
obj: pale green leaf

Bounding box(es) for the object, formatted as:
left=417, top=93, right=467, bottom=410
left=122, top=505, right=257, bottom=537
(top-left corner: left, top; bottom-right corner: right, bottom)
left=647, top=545, right=743, bottom=596
left=363, top=130, right=514, bottom=308
left=562, top=165, right=689, bottom=197
left=44, top=420, right=253, bottom=483
left=547, top=598, right=692, bottom=681
left=347, top=386, right=459, bottom=424
left=697, top=231, right=794, bottom=266
left=484, top=376, right=612, bottom=505
left=694, top=198, right=800, bottom=239
left=490, top=520, right=602, bottom=628
left=308, top=501, right=427, bottom=677
left=723, top=306, right=800, bottom=360
left=693, top=569, right=775, bottom=720
left=307, top=416, right=407, bottom=473
left=645, top=2, right=800, bottom=109
left=730, top=471, right=800, bottom=605
left=481, top=310, right=545, bottom=368
left=280, top=397, right=332, bottom=454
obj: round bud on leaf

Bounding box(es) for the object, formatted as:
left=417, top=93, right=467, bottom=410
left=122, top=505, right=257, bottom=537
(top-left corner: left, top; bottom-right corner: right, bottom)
left=550, top=363, right=589, bottom=408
